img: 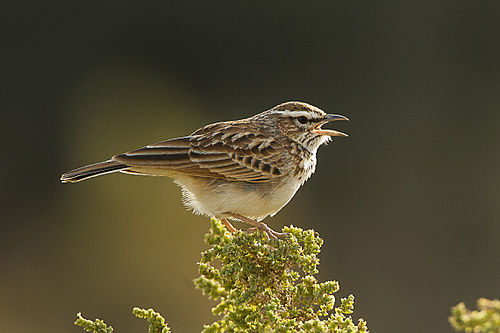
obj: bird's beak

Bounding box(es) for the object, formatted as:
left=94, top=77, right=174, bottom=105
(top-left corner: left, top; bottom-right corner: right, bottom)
left=311, top=114, right=349, bottom=137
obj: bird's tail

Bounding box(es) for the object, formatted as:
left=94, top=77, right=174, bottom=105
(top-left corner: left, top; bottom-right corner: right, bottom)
left=60, top=160, right=127, bottom=183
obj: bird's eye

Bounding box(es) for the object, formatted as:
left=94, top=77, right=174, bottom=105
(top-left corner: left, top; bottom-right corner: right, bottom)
left=297, top=116, right=308, bottom=124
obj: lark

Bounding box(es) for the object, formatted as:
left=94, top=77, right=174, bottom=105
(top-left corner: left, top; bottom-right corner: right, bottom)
left=61, top=101, right=348, bottom=238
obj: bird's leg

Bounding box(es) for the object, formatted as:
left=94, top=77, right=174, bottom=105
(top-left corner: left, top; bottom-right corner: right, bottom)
left=228, top=213, right=288, bottom=240
left=221, top=218, right=238, bottom=234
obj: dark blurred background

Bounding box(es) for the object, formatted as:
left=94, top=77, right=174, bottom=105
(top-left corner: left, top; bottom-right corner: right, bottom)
left=1, top=1, right=499, bottom=332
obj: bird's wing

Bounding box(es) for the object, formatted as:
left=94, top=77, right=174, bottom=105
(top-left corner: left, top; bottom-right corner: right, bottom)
left=112, top=121, right=285, bottom=182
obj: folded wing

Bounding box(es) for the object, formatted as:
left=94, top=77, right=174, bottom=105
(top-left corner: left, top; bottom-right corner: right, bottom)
left=112, top=122, right=285, bottom=182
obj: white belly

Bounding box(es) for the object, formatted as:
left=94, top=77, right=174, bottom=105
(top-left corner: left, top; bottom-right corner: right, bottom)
left=173, top=175, right=300, bottom=221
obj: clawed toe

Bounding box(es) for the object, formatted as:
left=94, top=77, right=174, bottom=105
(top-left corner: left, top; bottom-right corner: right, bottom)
left=259, top=222, right=289, bottom=240
left=247, top=224, right=288, bottom=240
left=245, top=227, right=258, bottom=234
left=226, top=213, right=289, bottom=241
left=270, top=230, right=289, bottom=239
left=266, top=228, right=289, bottom=240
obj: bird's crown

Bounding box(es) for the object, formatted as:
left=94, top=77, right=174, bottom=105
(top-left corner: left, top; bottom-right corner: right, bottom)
left=269, top=101, right=327, bottom=120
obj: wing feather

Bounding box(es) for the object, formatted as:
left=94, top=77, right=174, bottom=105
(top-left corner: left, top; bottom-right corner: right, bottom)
left=112, top=121, right=287, bottom=182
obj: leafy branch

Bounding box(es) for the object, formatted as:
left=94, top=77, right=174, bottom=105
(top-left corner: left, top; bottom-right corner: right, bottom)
left=75, top=308, right=171, bottom=333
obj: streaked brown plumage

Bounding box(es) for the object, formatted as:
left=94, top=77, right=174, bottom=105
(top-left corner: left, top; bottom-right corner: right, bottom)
left=61, top=101, right=348, bottom=238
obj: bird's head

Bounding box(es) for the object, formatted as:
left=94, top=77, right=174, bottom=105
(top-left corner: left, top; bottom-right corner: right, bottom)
left=264, top=101, right=349, bottom=152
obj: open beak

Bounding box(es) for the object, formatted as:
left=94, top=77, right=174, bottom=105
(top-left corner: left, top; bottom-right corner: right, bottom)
left=311, top=114, right=349, bottom=137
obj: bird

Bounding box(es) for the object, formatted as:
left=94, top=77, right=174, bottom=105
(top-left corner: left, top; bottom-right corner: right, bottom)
left=60, top=101, right=348, bottom=239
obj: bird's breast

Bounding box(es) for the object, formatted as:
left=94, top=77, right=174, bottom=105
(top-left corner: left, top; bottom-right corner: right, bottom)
left=287, top=141, right=318, bottom=185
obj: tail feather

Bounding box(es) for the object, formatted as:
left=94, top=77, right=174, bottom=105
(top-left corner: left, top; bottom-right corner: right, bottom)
left=60, top=160, right=127, bottom=183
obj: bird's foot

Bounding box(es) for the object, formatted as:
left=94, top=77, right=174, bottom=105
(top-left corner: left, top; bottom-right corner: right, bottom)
left=253, top=223, right=289, bottom=240
left=228, top=213, right=289, bottom=240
